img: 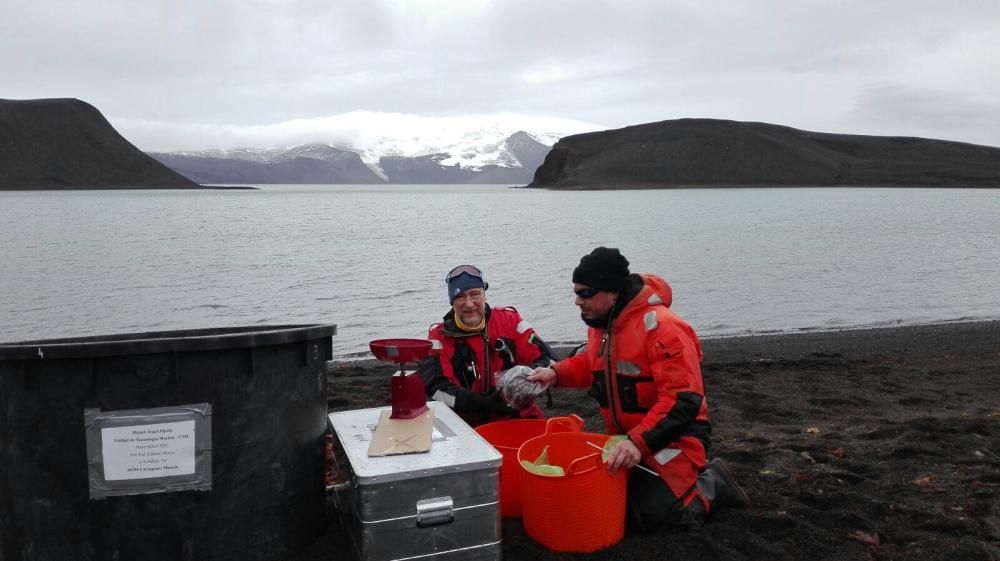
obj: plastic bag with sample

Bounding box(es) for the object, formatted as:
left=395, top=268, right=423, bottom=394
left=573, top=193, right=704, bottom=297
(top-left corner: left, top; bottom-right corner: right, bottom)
left=497, top=365, right=547, bottom=410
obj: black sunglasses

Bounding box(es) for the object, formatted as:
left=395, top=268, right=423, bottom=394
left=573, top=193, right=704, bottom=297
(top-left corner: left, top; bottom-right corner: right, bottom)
left=574, top=287, right=600, bottom=299
left=446, top=264, right=484, bottom=282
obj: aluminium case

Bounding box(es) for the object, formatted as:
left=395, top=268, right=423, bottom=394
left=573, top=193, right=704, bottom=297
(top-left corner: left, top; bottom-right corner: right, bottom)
left=328, top=400, right=502, bottom=561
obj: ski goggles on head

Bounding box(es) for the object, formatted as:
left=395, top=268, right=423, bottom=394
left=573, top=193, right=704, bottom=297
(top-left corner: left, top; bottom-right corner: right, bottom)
left=446, top=264, right=484, bottom=283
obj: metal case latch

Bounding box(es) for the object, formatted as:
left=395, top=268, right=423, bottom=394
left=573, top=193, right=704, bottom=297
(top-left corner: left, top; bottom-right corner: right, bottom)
left=416, top=496, right=454, bottom=527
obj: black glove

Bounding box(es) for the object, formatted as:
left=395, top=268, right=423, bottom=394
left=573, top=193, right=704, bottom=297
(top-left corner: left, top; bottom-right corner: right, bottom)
left=456, top=388, right=518, bottom=418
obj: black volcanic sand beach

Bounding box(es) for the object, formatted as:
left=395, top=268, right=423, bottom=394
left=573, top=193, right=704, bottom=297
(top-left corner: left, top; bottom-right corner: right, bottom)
left=301, top=321, right=1000, bottom=561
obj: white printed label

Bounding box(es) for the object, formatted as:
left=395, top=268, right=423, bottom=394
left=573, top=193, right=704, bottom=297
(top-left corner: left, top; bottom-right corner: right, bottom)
left=101, top=420, right=196, bottom=480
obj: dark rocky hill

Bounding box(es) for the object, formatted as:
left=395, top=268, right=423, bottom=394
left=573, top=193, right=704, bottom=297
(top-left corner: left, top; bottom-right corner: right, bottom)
left=0, top=98, right=199, bottom=190
left=529, top=118, right=1000, bottom=189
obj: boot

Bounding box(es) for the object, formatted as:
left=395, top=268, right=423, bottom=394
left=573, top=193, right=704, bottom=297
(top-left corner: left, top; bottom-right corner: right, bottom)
left=697, top=458, right=751, bottom=512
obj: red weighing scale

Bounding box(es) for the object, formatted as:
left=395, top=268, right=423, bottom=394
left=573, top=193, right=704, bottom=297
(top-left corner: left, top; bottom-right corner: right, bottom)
left=369, top=338, right=432, bottom=419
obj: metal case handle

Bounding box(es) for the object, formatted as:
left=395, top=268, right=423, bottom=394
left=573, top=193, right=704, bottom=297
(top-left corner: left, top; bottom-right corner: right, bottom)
left=416, top=496, right=454, bottom=527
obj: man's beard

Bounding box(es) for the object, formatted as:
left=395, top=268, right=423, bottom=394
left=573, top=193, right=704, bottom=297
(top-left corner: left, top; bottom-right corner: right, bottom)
left=461, top=311, right=484, bottom=325
left=581, top=310, right=612, bottom=328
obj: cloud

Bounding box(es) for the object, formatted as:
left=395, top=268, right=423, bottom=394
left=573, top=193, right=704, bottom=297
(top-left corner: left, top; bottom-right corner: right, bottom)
left=850, top=84, right=1000, bottom=146
left=115, top=110, right=605, bottom=153
left=3, top=0, right=1000, bottom=149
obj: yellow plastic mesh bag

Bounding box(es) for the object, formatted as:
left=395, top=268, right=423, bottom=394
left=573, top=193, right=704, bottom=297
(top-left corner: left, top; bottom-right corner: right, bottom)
left=520, top=445, right=565, bottom=477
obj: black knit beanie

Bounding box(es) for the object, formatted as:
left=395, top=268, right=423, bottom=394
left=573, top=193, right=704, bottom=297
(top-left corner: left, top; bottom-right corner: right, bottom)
left=572, top=247, right=631, bottom=292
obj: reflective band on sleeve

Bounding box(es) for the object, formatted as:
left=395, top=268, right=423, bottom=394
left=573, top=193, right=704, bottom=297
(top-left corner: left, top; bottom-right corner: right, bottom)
left=516, top=320, right=532, bottom=334
left=616, top=360, right=642, bottom=376
left=647, top=294, right=662, bottom=305
left=432, top=390, right=456, bottom=408
left=430, top=339, right=443, bottom=350
left=643, top=311, right=658, bottom=331
left=653, top=447, right=682, bottom=465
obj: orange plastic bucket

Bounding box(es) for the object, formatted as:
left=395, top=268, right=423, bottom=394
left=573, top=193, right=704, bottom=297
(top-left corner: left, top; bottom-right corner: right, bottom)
left=517, top=418, right=628, bottom=552
left=475, top=415, right=582, bottom=517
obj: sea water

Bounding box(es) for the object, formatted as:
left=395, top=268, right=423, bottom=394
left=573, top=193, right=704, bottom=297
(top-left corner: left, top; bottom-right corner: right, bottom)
left=2, top=185, right=998, bottom=357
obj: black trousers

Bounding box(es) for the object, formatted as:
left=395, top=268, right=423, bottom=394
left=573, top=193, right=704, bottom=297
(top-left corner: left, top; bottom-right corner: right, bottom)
left=626, top=467, right=707, bottom=533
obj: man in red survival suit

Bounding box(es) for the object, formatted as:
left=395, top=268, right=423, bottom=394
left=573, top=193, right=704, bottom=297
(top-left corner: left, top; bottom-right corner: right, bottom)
left=418, top=264, right=556, bottom=427
left=529, top=247, right=751, bottom=531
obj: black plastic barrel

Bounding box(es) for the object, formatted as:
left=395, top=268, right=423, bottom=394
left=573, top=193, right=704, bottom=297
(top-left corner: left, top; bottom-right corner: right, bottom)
left=0, top=324, right=336, bottom=561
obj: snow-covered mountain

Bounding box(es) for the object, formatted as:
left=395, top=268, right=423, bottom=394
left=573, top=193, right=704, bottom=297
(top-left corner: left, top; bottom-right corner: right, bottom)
left=167, top=143, right=353, bottom=164
left=148, top=128, right=570, bottom=185
left=150, top=147, right=383, bottom=185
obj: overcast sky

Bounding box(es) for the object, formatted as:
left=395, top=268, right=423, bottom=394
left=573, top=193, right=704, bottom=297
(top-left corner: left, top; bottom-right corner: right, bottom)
left=4, top=0, right=999, bottom=152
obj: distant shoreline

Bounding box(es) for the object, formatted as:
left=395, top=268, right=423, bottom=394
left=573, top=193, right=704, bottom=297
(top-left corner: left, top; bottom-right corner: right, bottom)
left=0, top=185, right=257, bottom=191
left=527, top=182, right=1000, bottom=190
left=8, top=182, right=999, bottom=192
left=328, top=317, right=1000, bottom=364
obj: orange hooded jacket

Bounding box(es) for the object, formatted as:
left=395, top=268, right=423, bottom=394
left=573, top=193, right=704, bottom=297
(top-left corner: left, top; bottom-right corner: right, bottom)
left=554, top=274, right=711, bottom=475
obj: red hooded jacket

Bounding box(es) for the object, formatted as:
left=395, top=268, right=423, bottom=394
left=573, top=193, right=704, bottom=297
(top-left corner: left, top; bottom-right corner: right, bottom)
left=419, top=305, right=554, bottom=426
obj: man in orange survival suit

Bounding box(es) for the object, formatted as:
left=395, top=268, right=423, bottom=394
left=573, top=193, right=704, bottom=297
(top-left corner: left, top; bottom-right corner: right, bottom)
left=419, top=264, right=556, bottom=427
left=529, top=247, right=750, bottom=530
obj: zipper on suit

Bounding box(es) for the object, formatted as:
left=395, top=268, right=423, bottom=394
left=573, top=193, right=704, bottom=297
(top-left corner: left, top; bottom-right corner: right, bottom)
left=483, top=329, right=492, bottom=392
left=602, top=329, right=625, bottom=434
